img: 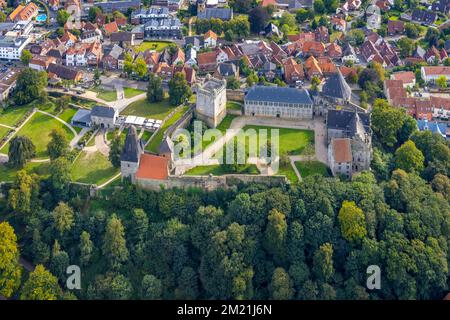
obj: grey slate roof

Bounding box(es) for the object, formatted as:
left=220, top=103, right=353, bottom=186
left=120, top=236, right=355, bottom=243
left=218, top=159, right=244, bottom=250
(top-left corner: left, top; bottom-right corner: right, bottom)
left=327, top=110, right=370, bottom=137
left=91, top=105, right=116, bottom=118
left=159, top=136, right=174, bottom=154
left=217, top=62, right=237, bottom=77
left=245, top=86, right=313, bottom=105
left=71, top=109, right=91, bottom=125
left=321, top=71, right=352, bottom=101
left=198, top=8, right=233, bottom=21
left=121, top=125, right=143, bottom=163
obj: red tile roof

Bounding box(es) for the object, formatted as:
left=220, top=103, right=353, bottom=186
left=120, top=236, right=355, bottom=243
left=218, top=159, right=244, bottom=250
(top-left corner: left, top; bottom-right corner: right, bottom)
left=332, top=138, right=352, bottom=163
left=135, top=154, right=169, bottom=181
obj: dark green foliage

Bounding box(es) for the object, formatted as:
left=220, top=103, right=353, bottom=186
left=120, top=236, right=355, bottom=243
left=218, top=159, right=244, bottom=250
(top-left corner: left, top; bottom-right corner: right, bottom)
left=8, top=136, right=36, bottom=168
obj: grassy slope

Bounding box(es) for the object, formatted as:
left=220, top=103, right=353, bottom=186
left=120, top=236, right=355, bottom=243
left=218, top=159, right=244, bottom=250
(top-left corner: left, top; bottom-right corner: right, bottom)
left=123, top=87, right=145, bottom=99
left=121, top=98, right=176, bottom=120
left=146, top=105, right=189, bottom=153
left=71, top=151, right=119, bottom=185
left=0, top=112, right=75, bottom=159
left=295, top=161, right=330, bottom=178
left=0, top=105, right=33, bottom=126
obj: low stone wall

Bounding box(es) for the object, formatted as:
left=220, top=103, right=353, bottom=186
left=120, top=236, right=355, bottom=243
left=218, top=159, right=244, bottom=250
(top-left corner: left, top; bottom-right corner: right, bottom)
left=227, top=109, right=242, bottom=116
left=136, top=174, right=288, bottom=191
left=226, top=89, right=244, bottom=102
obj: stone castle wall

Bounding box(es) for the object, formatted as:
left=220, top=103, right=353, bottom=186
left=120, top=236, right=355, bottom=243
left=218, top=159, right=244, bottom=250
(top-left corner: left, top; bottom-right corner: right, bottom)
left=136, top=174, right=288, bottom=191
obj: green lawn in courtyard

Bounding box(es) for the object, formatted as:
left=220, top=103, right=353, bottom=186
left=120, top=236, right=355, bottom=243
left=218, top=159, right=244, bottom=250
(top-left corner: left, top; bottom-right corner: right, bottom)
left=0, top=105, right=33, bottom=126
left=226, top=101, right=242, bottom=111
left=0, top=126, right=10, bottom=140
left=123, top=87, right=145, bottom=99
left=0, top=112, right=75, bottom=159
left=240, top=125, right=314, bottom=156
left=295, top=161, right=330, bottom=178
left=71, top=151, right=119, bottom=185
left=91, top=87, right=117, bottom=102
left=185, top=164, right=259, bottom=176
left=145, top=105, right=190, bottom=153
left=121, top=97, right=176, bottom=120
left=134, top=40, right=173, bottom=53
left=0, top=161, right=51, bottom=182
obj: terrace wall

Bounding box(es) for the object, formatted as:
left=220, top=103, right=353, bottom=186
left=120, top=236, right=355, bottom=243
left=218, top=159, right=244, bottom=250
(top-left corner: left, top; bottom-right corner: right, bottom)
left=135, top=174, right=288, bottom=191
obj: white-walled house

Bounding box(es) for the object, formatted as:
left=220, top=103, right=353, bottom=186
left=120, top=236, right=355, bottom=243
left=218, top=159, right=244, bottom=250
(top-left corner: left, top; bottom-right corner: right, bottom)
left=421, top=66, right=450, bottom=84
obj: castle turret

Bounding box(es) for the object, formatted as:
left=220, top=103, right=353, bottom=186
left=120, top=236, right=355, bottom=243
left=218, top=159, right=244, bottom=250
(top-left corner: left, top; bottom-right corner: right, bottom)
left=120, top=125, right=143, bottom=181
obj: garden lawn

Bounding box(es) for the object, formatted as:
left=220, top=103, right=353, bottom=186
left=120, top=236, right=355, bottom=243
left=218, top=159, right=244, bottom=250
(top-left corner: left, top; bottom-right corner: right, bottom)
left=91, top=87, right=117, bottom=102
left=240, top=125, right=314, bottom=156
left=295, top=161, right=330, bottom=178
left=226, top=101, right=242, bottom=111
left=58, top=107, right=77, bottom=124
left=185, top=164, right=259, bottom=176
left=0, top=112, right=75, bottom=159
left=146, top=105, right=190, bottom=153
left=0, top=162, right=51, bottom=183
left=0, top=104, right=33, bottom=126
left=0, top=126, right=10, bottom=140
left=71, top=151, right=119, bottom=185
left=134, top=40, right=172, bottom=53
left=121, top=98, right=176, bottom=120
left=124, top=87, right=145, bottom=99
left=278, top=162, right=299, bottom=184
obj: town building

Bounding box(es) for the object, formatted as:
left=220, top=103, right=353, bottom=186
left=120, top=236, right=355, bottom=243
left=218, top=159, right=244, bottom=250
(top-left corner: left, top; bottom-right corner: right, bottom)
left=421, top=66, right=450, bottom=84
left=244, top=86, right=314, bottom=119
left=195, top=76, right=227, bottom=128
left=0, top=68, right=21, bottom=102
left=0, top=35, right=31, bottom=60
left=131, top=6, right=170, bottom=24
left=90, top=105, right=118, bottom=128
left=96, top=0, right=141, bottom=13
left=143, top=17, right=182, bottom=39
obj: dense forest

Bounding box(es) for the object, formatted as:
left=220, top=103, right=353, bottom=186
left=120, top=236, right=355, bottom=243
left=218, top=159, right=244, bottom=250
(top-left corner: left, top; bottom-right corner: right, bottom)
left=0, top=100, right=449, bottom=300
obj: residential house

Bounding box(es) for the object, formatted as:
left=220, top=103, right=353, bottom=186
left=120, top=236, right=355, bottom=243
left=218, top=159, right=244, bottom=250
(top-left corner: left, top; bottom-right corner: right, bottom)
left=111, top=32, right=135, bottom=47
left=102, top=44, right=124, bottom=70
left=301, top=41, right=326, bottom=57
left=282, top=57, right=304, bottom=84
left=304, top=55, right=323, bottom=78
left=214, top=62, right=239, bottom=80
left=411, top=9, right=437, bottom=25
left=204, top=30, right=218, bottom=48
left=197, top=8, right=233, bottom=21
left=315, top=26, right=330, bottom=43
left=265, top=23, right=283, bottom=38
left=0, top=68, right=21, bottom=102
left=341, top=43, right=359, bottom=64
left=387, top=20, right=404, bottom=36
left=47, top=63, right=83, bottom=82
left=331, top=17, right=346, bottom=32
left=103, top=21, right=119, bottom=37
left=391, top=71, right=416, bottom=88
left=421, top=66, right=450, bottom=84
left=29, top=55, right=56, bottom=71
left=143, top=17, right=182, bottom=39
left=96, top=0, right=141, bottom=13
left=327, top=43, right=342, bottom=59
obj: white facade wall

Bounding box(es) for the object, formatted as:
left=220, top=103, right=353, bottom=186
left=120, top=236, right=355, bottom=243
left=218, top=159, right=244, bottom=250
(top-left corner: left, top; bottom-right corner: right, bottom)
left=244, top=100, right=313, bottom=119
